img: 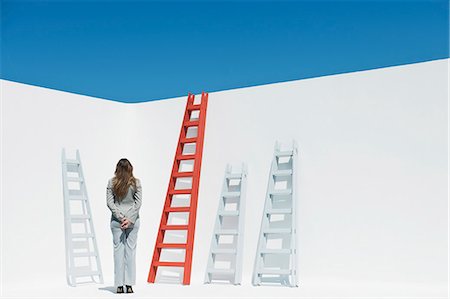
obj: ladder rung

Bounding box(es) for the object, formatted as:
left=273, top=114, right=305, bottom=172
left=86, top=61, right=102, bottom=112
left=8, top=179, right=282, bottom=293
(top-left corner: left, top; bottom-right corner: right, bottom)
left=276, top=150, right=293, bottom=157
left=273, top=169, right=293, bottom=176
left=266, top=208, right=292, bottom=214
left=187, top=104, right=201, bottom=111
left=212, top=248, right=237, bottom=254
left=70, top=215, right=91, bottom=222
left=169, top=189, right=192, bottom=195
left=184, top=120, right=199, bottom=127
left=72, top=233, right=94, bottom=238
left=218, top=210, right=239, bottom=216
left=161, top=225, right=189, bottom=230
left=270, top=189, right=292, bottom=195
left=207, top=268, right=235, bottom=274
left=72, top=266, right=100, bottom=277
left=263, top=228, right=291, bottom=234
left=260, top=248, right=291, bottom=254
left=154, top=261, right=185, bottom=267
left=214, top=229, right=238, bottom=235
left=156, top=243, right=187, bottom=249
left=222, top=191, right=240, bottom=198
left=181, top=137, right=197, bottom=144
left=258, top=268, right=291, bottom=275
left=67, top=177, right=83, bottom=182
left=165, top=206, right=190, bottom=213
left=73, top=251, right=97, bottom=258
left=173, top=172, right=194, bottom=178
left=176, top=154, right=196, bottom=161
left=69, top=194, right=86, bottom=200
left=71, top=214, right=90, bottom=220
left=225, top=173, right=242, bottom=179
left=66, top=159, right=80, bottom=165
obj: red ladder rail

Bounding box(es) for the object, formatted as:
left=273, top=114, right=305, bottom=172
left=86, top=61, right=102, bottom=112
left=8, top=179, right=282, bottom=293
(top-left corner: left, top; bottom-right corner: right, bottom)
left=147, top=92, right=208, bottom=285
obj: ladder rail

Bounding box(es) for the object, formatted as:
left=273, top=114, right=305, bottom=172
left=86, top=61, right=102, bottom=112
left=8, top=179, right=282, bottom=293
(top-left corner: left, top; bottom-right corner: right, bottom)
left=184, top=92, right=208, bottom=284
left=78, top=167, right=93, bottom=279
left=234, top=163, right=247, bottom=285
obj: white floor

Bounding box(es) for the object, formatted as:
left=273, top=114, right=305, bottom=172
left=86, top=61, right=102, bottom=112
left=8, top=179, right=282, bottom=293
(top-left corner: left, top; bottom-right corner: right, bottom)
left=3, top=278, right=448, bottom=298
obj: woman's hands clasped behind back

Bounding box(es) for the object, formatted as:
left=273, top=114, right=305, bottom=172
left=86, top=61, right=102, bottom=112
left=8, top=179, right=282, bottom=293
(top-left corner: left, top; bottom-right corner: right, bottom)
left=121, top=217, right=131, bottom=230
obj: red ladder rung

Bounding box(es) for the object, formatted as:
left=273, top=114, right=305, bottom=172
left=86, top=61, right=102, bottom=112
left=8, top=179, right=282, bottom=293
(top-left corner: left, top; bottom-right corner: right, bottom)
left=168, top=189, right=192, bottom=195
left=176, top=154, right=196, bottom=161
left=180, top=137, right=197, bottom=144
left=160, top=225, right=189, bottom=230
left=187, top=104, right=201, bottom=111
left=165, top=206, right=190, bottom=213
left=172, top=172, right=194, bottom=178
left=184, top=120, right=199, bottom=127
left=156, top=243, right=187, bottom=249
left=154, top=261, right=185, bottom=267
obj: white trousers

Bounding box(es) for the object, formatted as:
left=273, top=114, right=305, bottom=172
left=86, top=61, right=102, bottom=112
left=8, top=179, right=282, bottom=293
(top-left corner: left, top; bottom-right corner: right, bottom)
left=110, top=217, right=140, bottom=286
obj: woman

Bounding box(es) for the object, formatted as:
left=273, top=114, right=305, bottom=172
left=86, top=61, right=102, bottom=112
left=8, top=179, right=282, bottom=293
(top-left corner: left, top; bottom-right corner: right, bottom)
left=106, top=158, right=142, bottom=294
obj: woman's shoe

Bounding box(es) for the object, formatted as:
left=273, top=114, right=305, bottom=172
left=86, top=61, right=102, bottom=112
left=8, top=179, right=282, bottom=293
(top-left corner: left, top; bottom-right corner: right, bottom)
left=117, top=286, right=124, bottom=294
left=126, top=285, right=134, bottom=293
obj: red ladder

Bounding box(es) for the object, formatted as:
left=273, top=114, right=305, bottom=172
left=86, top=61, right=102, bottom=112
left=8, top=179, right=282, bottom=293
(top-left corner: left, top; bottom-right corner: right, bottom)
left=148, top=92, right=208, bottom=285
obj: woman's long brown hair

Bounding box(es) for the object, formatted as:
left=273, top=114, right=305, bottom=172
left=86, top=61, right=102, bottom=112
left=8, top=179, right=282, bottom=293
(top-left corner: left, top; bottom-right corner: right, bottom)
left=112, top=158, right=137, bottom=201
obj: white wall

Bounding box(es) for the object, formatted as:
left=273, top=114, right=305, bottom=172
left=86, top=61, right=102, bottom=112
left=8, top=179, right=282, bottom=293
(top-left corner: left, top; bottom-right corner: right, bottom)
left=1, top=58, right=448, bottom=297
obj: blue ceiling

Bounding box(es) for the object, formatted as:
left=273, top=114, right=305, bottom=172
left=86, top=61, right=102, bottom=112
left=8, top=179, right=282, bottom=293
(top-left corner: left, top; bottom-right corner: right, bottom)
left=1, top=0, right=449, bottom=103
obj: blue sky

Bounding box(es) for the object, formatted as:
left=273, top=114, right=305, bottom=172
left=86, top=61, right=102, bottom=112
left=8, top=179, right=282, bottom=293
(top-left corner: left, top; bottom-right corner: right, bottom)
left=1, top=0, right=449, bottom=103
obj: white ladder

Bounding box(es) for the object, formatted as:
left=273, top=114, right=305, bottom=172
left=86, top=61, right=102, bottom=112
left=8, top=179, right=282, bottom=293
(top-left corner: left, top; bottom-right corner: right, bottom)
left=62, top=148, right=103, bottom=286
left=204, top=163, right=247, bottom=285
left=252, top=141, right=298, bottom=287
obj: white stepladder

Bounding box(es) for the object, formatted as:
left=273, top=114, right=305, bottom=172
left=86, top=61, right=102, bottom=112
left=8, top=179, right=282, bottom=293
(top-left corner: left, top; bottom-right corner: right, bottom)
left=204, top=163, right=248, bottom=285
left=61, top=148, right=103, bottom=286
left=252, top=141, right=298, bottom=287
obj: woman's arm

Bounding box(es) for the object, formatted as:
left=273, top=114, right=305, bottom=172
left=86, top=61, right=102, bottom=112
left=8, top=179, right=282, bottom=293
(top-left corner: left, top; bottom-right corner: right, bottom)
left=106, top=179, right=125, bottom=221
left=125, top=178, right=142, bottom=224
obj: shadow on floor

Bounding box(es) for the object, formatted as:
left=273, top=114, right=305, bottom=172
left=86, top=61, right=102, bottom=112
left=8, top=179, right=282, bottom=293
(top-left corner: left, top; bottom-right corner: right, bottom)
left=98, top=286, right=116, bottom=294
